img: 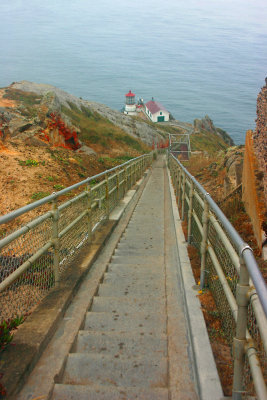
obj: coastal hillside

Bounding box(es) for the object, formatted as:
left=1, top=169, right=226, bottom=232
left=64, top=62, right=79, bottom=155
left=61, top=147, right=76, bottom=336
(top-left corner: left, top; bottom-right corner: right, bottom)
left=0, top=81, right=233, bottom=219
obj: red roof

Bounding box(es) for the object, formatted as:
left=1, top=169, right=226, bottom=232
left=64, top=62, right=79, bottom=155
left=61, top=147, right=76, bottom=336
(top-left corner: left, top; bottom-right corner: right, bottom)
left=125, top=90, right=135, bottom=97
left=146, top=100, right=167, bottom=114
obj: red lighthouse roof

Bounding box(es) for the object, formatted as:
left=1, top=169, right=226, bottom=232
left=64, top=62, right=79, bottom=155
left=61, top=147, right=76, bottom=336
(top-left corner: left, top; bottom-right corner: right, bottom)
left=125, top=90, right=135, bottom=97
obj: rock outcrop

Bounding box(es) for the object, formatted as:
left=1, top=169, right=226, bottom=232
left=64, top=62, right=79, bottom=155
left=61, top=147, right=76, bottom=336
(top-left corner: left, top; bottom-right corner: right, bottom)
left=253, top=80, right=267, bottom=206
left=194, top=115, right=234, bottom=146
left=223, top=147, right=243, bottom=196
left=7, top=81, right=165, bottom=147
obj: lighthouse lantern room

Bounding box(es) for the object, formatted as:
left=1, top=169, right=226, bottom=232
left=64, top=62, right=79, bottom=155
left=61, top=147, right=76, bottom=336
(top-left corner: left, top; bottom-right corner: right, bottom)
left=124, top=90, right=136, bottom=114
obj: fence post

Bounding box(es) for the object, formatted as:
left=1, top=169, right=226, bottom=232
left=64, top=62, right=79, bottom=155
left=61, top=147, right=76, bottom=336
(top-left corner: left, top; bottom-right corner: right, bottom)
left=177, top=168, right=182, bottom=207
left=86, top=184, right=92, bottom=242
left=52, top=197, right=60, bottom=286
left=105, top=173, right=109, bottom=218
left=181, top=171, right=186, bottom=220
left=130, top=163, right=133, bottom=188
left=116, top=170, right=120, bottom=202
left=142, top=156, right=145, bottom=175
left=187, top=181, right=194, bottom=243
left=232, top=253, right=250, bottom=400
left=200, top=196, right=209, bottom=288
left=124, top=167, right=127, bottom=196
left=175, top=166, right=180, bottom=198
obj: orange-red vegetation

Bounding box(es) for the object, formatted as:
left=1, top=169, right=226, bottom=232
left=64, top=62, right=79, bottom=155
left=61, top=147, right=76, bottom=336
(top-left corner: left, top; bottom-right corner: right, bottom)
left=42, top=113, right=81, bottom=150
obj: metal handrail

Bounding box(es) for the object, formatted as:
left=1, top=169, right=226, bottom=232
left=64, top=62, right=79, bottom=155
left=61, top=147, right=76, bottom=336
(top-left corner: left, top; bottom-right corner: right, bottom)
left=170, top=153, right=267, bottom=316
left=169, top=152, right=267, bottom=400
left=0, top=153, right=152, bottom=322
left=0, top=155, right=146, bottom=225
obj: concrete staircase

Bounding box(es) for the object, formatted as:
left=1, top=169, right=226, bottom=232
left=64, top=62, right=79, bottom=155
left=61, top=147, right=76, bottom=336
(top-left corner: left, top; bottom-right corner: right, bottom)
left=52, top=163, right=170, bottom=399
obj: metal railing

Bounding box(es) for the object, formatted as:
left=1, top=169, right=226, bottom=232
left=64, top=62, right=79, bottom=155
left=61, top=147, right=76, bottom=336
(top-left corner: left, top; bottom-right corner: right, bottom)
left=0, top=154, right=152, bottom=323
left=168, top=153, right=267, bottom=400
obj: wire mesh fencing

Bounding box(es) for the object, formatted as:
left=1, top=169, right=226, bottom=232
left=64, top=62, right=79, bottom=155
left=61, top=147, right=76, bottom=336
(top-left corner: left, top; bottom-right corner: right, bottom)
left=0, top=154, right=152, bottom=324
left=169, top=153, right=267, bottom=400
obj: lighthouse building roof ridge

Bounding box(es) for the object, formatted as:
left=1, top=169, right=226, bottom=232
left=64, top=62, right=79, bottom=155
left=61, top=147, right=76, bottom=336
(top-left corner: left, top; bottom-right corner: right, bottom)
left=146, top=99, right=167, bottom=114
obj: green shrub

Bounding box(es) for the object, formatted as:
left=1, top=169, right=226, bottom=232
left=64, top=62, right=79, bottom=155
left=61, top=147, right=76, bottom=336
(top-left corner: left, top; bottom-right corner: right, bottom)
left=19, top=159, right=39, bottom=167
left=53, top=184, right=65, bottom=191
left=31, top=191, right=50, bottom=200
left=0, top=316, right=24, bottom=352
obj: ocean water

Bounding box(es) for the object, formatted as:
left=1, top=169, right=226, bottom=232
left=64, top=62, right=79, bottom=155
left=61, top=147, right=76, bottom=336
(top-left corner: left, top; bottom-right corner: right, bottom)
left=1, top=0, right=266, bottom=144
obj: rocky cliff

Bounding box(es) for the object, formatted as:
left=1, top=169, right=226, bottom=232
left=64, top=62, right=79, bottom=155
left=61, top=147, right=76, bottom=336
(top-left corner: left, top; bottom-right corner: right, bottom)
left=0, top=81, right=234, bottom=220
left=253, top=80, right=267, bottom=206
left=194, top=115, right=234, bottom=146
left=0, top=81, right=166, bottom=149
left=241, top=81, right=267, bottom=254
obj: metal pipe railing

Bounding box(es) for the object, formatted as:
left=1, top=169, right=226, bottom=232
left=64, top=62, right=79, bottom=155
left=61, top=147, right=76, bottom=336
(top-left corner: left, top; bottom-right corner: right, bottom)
left=0, top=155, right=147, bottom=225
left=0, top=153, right=152, bottom=323
left=168, top=152, right=267, bottom=400
left=170, top=153, right=267, bottom=316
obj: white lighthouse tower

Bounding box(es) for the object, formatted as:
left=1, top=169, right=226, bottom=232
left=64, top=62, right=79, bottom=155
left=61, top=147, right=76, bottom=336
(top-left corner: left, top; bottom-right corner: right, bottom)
left=124, top=90, right=136, bottom=114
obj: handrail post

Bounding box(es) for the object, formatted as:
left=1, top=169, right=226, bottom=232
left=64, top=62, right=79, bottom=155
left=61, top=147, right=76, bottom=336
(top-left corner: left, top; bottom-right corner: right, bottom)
left=142, top=156, right=145, bottom=175
left=52, top=197, right=60, bottom=286
left=181, top=171, right=186, bottom=220
left=105, top=173, right=109, bottom=218
left=124, top=167, right=127, bottom=196
left=232, top=256, right=250, bottom=400
left=130, top=163, right=133, bottom=188
left=116, top=170, right=120, bottom=202
left=177, top=167, right=182, bottom=207
left=86, top=184, right=92, bottom=242
left=200, top=197, right=209, bottom=288
left=172, top=161, right=176, bottom=191
left=170, top=157, right=173, bottom=178
left=175, top=165, right=180, bottom=198
left=187, top=181, right=194, bottom=243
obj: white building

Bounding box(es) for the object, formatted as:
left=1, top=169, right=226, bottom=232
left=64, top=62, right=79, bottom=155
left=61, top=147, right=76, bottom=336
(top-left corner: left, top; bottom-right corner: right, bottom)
left=124, top=90, right=136, bottom=114
left=145, top=98, right=169, bottom=122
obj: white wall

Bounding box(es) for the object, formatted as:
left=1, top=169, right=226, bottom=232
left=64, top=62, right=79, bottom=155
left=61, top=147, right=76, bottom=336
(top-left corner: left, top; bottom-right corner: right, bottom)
left=145, top=106, right=169, bottom=122
left=125, top=104, right=136, bottom=112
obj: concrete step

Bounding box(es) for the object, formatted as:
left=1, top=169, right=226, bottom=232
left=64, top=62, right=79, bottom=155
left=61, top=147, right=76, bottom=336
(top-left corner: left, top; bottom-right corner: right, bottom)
left=114, top=248, right=163, bottom=257
left=102, top=271, right=163, bottom=285
left=62, top=353, right=168, bottom=388
left=91, top=296, right=165, bottom=313
left=118, top=238, right=163, bottom=247
left=52, top=384, right=169, bottom=400
left=84, top=311, right=166, bottom=335
left=126, top=223, right=163, bottom=228
left=111, top=255, right=164, bottom=266
left=73, top=330, right=167, bottom=357
left=102, top=270, right=164, bottom=283
left=97, top=280, right=165, bottom=297
left=122, top=231, right=164, bottom=238
left=108, top=264, right=164, bottom=274
left=116, top=242, right=163, bottom=251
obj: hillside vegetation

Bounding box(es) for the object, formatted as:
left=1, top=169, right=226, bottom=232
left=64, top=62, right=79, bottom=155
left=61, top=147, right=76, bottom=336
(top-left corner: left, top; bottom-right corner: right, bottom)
left=0, top=81, right=233, bottom=224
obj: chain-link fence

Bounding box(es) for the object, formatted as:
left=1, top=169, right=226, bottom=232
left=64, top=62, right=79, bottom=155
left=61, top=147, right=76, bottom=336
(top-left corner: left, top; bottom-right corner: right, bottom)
left=169, top=153, right=267, bottom=400
left=0, top=154, right=152, bottom=324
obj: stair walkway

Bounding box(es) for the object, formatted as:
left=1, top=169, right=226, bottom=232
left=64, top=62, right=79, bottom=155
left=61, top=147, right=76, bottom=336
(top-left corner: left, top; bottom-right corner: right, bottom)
left=52, top=158, right=197, bottom=400
left=17, top=157, right=201, bottom=400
